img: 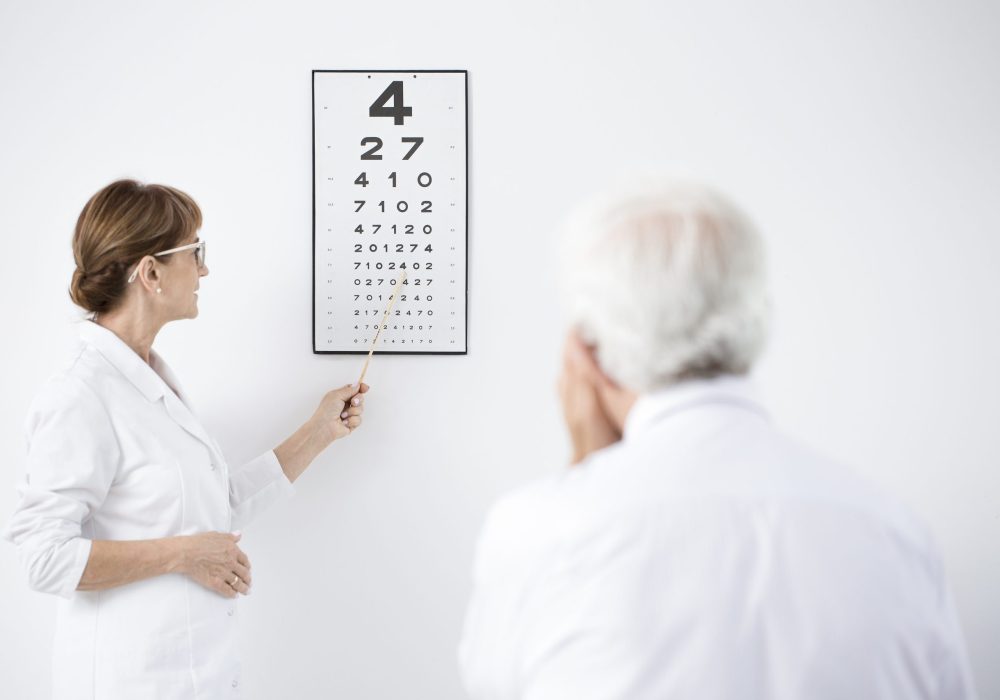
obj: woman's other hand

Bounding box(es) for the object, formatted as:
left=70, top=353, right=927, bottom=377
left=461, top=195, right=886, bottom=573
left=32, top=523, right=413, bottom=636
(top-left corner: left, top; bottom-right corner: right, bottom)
left=313, top=382, right=369, bottom=442
left=174, top=531, right=252, bottom=599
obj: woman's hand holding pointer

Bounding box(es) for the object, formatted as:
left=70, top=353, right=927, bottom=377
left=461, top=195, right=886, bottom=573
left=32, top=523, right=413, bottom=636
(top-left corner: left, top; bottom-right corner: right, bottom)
left=314, top=382, right=369, bottom=442
left=273, top=383, right=370, bottom=483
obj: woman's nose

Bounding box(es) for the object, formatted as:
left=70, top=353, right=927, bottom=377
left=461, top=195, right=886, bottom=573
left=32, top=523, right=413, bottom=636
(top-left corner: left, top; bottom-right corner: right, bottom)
left=200, top=265, right=210, bottom=277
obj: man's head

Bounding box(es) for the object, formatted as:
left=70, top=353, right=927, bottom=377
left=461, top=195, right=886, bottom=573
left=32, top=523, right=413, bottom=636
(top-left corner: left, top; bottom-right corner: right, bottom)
left=559, top=180, right=769, bottom=394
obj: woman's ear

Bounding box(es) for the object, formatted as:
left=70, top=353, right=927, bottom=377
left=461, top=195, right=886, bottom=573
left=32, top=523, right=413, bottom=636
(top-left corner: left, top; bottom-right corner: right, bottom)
left=134, top=257, right=161, bottom=292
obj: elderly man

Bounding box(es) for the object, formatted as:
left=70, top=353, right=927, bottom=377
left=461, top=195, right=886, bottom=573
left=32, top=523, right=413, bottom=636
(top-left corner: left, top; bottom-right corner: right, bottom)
left=459, top=182, right=977, bottom=699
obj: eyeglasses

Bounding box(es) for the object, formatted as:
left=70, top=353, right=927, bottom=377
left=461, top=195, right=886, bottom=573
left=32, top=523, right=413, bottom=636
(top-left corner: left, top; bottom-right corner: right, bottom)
left=127, top=240, right=207, bottom=284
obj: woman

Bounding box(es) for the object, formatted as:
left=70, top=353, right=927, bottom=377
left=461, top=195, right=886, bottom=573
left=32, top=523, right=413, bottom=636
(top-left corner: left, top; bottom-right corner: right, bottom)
left=5, top=179, right=367, bottom=698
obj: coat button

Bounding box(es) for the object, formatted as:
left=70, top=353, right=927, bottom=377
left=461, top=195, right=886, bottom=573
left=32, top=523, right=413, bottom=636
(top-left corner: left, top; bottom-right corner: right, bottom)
left=232, top=680, right=239, bottom=688
left=227, top=608, right=234, bottom=616
left=210, top=463, right=217, bottom=471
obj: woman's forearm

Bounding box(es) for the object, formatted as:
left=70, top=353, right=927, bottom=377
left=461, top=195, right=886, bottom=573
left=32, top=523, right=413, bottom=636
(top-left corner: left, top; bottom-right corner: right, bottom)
left=77, top=537, right=185, bottom=591
left=273, top=384, right=367, bottom=483
left=273, top=417, right=332, bottom=483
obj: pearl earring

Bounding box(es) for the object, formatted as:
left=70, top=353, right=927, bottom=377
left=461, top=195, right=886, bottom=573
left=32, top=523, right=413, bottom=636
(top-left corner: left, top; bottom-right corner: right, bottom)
left=156, top=288, right=162, bottom=294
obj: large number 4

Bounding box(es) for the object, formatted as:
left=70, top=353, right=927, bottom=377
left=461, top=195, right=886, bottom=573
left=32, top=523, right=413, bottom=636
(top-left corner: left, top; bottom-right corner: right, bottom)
left=369, top=81, right=412, bottom=125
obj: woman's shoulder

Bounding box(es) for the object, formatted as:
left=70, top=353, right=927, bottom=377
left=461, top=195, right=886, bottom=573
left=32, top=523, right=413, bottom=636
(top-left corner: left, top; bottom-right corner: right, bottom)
left=24, top=359, right=122, bottom=453
left=29, top=343, right=115, bottom=417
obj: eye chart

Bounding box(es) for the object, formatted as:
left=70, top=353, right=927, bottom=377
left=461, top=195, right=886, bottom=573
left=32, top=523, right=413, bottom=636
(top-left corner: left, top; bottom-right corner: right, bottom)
left=313, top=70, right=468, bottom=354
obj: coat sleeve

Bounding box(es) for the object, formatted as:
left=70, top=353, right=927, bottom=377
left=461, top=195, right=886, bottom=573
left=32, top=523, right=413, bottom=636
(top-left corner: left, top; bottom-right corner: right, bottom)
left=227, top=450, right=295, bottom=531
left=4, top=375, right=121, bottom=599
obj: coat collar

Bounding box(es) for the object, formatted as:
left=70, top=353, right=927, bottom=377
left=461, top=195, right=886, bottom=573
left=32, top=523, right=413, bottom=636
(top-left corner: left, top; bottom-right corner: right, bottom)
left=79, top=320, right=171, bottom=403
left=623, top=374, right=768, bottom=442
left=78, top=321, right=221, bottom=462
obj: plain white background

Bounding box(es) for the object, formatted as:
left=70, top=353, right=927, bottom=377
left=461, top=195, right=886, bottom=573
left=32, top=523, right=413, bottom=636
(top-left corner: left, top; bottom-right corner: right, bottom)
left=1, top=1, right=997, bottom=698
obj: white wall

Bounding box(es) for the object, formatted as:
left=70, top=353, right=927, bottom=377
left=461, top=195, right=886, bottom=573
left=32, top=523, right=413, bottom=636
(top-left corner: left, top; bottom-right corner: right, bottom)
left=1, top=1, right=998, bottom=697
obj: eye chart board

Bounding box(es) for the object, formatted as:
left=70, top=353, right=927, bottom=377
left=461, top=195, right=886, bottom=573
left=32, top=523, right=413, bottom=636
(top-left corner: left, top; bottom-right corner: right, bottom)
left=313, top=70, right=468, bottom=354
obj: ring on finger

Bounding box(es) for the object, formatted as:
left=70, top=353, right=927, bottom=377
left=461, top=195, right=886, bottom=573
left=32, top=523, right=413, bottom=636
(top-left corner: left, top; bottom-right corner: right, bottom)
left=230, top=575, right=240, bottom=588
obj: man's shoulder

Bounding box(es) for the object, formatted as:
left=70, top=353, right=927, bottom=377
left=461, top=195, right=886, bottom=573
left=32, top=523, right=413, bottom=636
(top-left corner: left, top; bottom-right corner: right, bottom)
left=618, top=418, right=934, bottom=545
left=483, top=440, right=634, bottom=529
left=477, top=428, right=941, bottom=584
left=748, top=431, right=939, bottom=557
left=472, top=457, right=616, bottom=578
left=478, top=472, right=583, bottom=551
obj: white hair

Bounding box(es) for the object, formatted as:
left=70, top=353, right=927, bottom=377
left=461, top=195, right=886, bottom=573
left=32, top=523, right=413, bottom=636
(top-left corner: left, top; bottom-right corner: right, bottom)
left=558, top=179, right=770, bottom=393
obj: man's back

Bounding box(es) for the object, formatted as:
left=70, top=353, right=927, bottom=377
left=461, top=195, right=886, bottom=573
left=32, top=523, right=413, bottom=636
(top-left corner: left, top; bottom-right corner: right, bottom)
left=460, top=377, right=976, bottom=700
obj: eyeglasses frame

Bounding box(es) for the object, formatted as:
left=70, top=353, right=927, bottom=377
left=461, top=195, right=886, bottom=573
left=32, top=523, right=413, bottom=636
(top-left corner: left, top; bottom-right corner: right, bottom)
left=126, top=240, right=206, bottom=284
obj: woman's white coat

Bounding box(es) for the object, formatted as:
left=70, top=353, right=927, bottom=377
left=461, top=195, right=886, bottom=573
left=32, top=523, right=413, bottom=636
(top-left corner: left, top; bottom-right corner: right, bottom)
left=5, top=320, right=294, bottom=699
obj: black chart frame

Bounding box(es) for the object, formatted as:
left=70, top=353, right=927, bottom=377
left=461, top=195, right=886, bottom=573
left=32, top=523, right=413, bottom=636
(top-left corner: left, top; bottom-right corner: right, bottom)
left=312, top=69, right=470, bottom=355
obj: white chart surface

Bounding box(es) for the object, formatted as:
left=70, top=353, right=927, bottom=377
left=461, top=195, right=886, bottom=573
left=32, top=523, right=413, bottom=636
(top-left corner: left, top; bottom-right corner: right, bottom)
left=313, top=70, right=468, bottom=354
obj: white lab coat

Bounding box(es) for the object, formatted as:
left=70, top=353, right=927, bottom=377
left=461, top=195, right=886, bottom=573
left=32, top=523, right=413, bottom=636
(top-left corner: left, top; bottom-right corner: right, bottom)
left=459, top=376, right=977, bottom=700
left=5, top=320, right=295, bottom=699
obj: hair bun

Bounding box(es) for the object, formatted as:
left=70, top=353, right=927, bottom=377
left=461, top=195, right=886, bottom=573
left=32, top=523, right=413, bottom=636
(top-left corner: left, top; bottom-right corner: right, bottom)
left=69, top=261, right=126, bottom=314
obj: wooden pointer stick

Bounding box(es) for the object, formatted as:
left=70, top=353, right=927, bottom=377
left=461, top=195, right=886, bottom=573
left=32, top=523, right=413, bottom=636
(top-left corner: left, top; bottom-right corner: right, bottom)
left=357, top=270, right=407, bottom=386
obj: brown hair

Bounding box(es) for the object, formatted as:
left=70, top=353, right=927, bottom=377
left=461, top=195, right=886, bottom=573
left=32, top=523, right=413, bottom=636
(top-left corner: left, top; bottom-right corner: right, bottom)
left=69, top=179, right=202, bottom=315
